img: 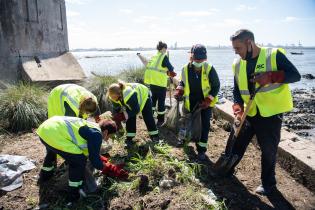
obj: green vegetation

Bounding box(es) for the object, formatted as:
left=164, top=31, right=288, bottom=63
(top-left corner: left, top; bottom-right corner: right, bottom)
left=118, top=66, right=146, bottom=84
left=0, top=83, right=48, bottom=132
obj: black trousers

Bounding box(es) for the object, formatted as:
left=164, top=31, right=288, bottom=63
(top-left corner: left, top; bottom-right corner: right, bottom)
left=229, top=112, right=282, bottom=188
left=126, top=97, right=158, bottom=141
left=196, top=107, right=212, bottom=153
left=150, top=85, right=167, bottom=122
left=40, top=138, right=86, bottom=188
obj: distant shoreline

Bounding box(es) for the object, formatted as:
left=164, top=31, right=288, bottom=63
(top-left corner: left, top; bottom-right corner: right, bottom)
left=70, top=46, right=315, bottom=52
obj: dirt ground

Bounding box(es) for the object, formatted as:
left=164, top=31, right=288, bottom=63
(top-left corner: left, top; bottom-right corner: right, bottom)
left=0, top=117, right=315, bottom=210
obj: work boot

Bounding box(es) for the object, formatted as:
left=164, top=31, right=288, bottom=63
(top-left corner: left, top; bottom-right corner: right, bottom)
left=255, top=185, right=276, bottom=196
left=66, top=186, right=81, bottom=204
left=150, top=135, right=160, bottom=144
left=125, top=139, right=136, bottom=150
left=37, top=170, right=54, bottom=184
left=197, top=151, right=206, bottom=161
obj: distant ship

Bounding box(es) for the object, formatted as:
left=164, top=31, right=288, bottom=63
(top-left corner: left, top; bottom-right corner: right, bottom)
left=290, top=41, right=304, bottom=55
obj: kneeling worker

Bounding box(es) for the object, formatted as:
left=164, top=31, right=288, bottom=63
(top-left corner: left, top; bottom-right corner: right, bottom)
left=48, top=84, right=101, bottom=121
left=37, top=116, right=128, bottom=202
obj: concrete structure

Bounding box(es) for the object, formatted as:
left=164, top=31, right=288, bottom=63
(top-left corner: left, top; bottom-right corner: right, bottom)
left=0, top=0, right=85, bottom=84
left=214, top=100, right=315, bottom=192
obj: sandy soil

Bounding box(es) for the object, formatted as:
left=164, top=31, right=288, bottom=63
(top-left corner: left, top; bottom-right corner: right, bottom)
left=0, top=116, right=314, bottom=210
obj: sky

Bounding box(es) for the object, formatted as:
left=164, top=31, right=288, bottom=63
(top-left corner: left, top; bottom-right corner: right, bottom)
left=65, top=0, right=315, bottom=49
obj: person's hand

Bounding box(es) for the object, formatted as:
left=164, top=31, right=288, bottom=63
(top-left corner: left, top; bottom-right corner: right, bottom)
left=199, top=96, right=213, bottom=109
left=174, top=86, right=184, bottom=101
left=167, top=71, right=177, bottom=78
left=232, top=103, right=244, bottom=126
left=100, top=155, right=109, bottom=163
left=94, top=115, right=101, bottom=123
left=101, top=162, right=129, bottom=179
left=113, top=112, right=128, bottom=123
left=251, top=71, right=285, bottom=86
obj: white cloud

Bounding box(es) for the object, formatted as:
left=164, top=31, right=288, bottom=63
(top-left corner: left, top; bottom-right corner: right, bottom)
left=235, top=4, right=256, bottom=11
left=212, top=19, right=243, bottom=28
left=65, top=0, right=89, bottom=4
left=283, top=16, right=299, bottom=22
left=132, top=15, right=165, bottom=23
left=178, top=11, right=214, bottom=17
left=119, top=9, right=133, bottom=14
left=67, top=10, right=80, bottom=17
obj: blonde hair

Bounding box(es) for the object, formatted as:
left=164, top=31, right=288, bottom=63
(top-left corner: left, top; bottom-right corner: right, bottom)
left=106, top=81, right=126, bottom=99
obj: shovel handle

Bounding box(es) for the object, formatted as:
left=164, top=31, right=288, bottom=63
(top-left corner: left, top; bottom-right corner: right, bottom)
left=234, top=86, right=262, bottom=137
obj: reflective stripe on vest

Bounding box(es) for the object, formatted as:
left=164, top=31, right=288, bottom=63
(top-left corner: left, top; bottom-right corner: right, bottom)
left=122, top=83, right=149, bottom=112
left=197, top=141, right=207, bottom=148
left=48, top=84, right=97, bottom=119
left=37, top=116, right=101, bottom=156
left=144, top=52, right=169, bottom=87
left=233, top=47, right=293, bottom=117
left=181, top=62, right=218, bottom=111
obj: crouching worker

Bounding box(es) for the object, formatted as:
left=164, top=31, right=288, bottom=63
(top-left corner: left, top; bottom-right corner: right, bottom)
left=174, top=44, right=220, bottom=161
left=107, top=82, right=159, bottom=148
left=48, top=84, right=101, bottom=121
left=36, top=116, right=128, bottom=202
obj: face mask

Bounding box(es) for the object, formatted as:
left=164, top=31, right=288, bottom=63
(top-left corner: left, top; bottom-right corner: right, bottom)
left=192, top=61, right=203, bottom=68
left=245, top=42, right=253, bottom=60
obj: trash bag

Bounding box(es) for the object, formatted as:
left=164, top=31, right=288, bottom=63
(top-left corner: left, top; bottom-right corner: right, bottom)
left=181, top=106, right=202, bottom=142
left=163, top=100, right=181, bottom=133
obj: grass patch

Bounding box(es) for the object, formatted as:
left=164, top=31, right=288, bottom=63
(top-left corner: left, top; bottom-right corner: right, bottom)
left=0, top=83, right=48, bottom=132
left=118, top=66, right=145, bottom=84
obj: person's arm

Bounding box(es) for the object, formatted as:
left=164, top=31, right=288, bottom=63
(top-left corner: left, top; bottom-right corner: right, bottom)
left=79, top=126, right=103, bottom=170
left=112, top=101, right=122, bottom=114
left=124, top=92, right=140, bottom=118
left=162, top=56, right=174, bottom=71
left=276, top=50, right=301, bottom=83
left=64, top=101, right=77, bottom=117
left=233, top=77, right=244, bottom=106
left=208, top=66, right=220, bottom=97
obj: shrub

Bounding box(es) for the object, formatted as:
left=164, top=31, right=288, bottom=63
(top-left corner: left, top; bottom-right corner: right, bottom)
left=118, top=66, right=145, bottom=84
left=0, top=83, right=48, bottom=132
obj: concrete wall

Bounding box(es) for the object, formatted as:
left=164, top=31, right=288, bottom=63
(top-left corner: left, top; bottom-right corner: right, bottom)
left=0, top=0, right=69, bottom=83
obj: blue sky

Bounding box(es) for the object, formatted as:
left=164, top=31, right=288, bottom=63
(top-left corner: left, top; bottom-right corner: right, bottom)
left=65, top=0, right=315, bottom=49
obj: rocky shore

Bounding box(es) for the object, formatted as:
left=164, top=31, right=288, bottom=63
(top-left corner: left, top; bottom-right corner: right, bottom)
left=219, top=86, right=315, bottom=141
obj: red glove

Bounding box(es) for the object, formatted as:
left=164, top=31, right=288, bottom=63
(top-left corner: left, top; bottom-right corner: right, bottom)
left=174, top=87, right=184, bottom=101
left=199, top=96, right=213, bottom=109
left=232, top=103, right=244, bottom=120
left=113, top=112, right=127, bottom=123
left=101, top=162, right=129, bottom=180
left=167, top=71, right=177, bottom=78
left=251, top=71, right=285, bottom=86
left=100, top=155, right=109, bottom=163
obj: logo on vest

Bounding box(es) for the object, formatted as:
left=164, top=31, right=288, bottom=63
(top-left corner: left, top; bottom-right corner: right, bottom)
left=256, top=64, right=264, bottom=70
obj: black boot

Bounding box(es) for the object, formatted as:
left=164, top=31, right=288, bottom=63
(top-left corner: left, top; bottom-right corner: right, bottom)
left=37, top=170, right=54, bottom=185
left=66, top=186, right=81, bottom=203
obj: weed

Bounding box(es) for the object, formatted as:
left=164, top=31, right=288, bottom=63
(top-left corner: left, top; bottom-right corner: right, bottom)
left=118, top=66, right=145, bottom=84
left=0, top=83, right=48, bottom=132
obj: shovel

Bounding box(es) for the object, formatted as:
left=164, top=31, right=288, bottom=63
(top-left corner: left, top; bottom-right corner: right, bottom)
left=213, top=86, right=262, bottom=176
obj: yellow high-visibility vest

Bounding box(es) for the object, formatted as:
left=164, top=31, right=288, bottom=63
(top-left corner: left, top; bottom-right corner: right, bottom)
left=36, top=116, right=101, bottom=156
left=181, top=62, right=218, bottom=111
left=109, top=83, right=149, bottom=113
left=144, top=52, right=168, bottom=87
left=47, top=84, right=97, bottom=119
left=233, top=47, right=293, bottom=117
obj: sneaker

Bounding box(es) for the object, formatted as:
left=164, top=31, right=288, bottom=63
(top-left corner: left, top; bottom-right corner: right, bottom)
left=255, top=185, right=276, bottom=196
left=197, top=151, right=206, bottom=161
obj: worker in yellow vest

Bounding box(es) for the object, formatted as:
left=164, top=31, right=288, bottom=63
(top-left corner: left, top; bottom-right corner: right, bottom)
left=48, top=84, right=100, bottom=121
left=144, top=41, right=176, bottom=126
left=174, top=44, right=220, bottom=161
left=37, top=117, right=128, bottom=203
left=107, top=82, right=159, bottom=148
left=222, top=29, right=301, bottom=195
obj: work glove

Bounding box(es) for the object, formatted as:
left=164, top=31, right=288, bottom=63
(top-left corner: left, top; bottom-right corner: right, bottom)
left=199, top=96, right=213, bottom=109
left=174, top=86, right=184, bottom=101
left=251, top=71, right=285, bottom=86
left=100, top=155, right=109, bottom=163
left=232, top=103, right=244, bottom=126
left=167, top=71, right=177, bottom=78
left=101, top=162, right=129, bottom=180
left=113, top=111, right=128, bottom=123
